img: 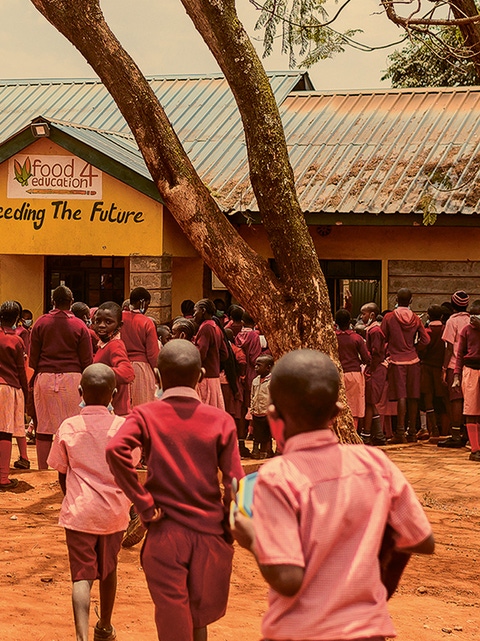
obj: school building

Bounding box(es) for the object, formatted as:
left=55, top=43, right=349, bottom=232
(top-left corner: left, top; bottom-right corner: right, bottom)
left=0, top=73, right=479, bottom=321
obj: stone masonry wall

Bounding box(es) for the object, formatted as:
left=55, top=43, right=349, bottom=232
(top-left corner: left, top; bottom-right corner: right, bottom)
left=129, top=254, right=172, bottom=323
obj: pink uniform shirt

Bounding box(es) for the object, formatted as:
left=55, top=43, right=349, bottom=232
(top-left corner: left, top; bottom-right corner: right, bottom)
left=253, top=429, right=432, bottom=641
left=47, top=406, right=131, bottom=534
left=442, top=311, right=470, bottom=369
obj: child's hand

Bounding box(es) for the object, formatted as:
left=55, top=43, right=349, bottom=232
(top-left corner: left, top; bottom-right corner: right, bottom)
left=232, top=511, right=255, bottom=551
left=452, top=374, right=461, bottom=388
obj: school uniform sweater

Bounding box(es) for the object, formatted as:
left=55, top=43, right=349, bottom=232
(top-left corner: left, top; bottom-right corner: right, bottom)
left=235, top=328, right=262, bottom=390
left=335, top=329, right=370, bottom=372
left=106, top=387, right=244, bottom=534
left=121, top=310, right=159, bottom=369
left=454, top=324, right=480, bottom=374
left=29, top=309, right=93, bottom=374
left=93, top=336, right=135, bottom=416
left=194, top=319, right=228, bottom=378
left=381, top=308, right=429, bottom=364
left=0, top=328, right=28, bottom=396
left=419, top=321, right=445, bottom=368
left=365, top=322, right=386, bottom=372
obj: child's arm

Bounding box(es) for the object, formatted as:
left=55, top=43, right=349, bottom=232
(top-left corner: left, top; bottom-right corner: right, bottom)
left=109, top=341, right=135, bottom=384
left=58, top=472, right=66, bottom=495
left=106, top=411, right=160, bottom=525
left=233, top=512, right=304, bottom=597
left=379, top=524, right=434, bottom=599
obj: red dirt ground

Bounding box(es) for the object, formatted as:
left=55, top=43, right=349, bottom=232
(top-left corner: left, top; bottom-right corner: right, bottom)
left=1, top=443, right=479, bottom=640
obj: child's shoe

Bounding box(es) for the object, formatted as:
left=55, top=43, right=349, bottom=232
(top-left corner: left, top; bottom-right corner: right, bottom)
left=0, top=478, right=19, bottom=491
left=13, top=457, right=30, bottom=469
left=94, top=622, right=116, bottom=641
left=416, top=428, right=430, bottom=441
left=238, top=444, right=252, bottom=458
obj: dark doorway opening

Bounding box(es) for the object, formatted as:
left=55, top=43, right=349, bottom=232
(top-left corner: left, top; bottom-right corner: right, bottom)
left=45, top=256, right=125, bottom=312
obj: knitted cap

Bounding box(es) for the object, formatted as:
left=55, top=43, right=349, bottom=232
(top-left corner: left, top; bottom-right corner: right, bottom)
left=451, top=291, right=469, bottom=308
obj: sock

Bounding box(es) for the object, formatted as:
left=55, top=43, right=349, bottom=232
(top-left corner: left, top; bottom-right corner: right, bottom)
left=0, top=439, right=13, bottom=484
left=466, top=424, right=479, bottom=452
left=36, top=439, right=52, bottom=470
left=451, top=425, right=462, bottom=440
left=16, top=436, right=28, bottom=460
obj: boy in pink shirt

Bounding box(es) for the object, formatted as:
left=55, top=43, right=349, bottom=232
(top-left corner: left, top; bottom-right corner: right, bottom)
left=48, top=363, right=133, bottom=641
left=233, top=349, right=434, bottom=641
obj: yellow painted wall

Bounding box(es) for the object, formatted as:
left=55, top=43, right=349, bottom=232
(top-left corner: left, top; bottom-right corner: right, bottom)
left=239, top=223, right=480, bottom=261
left=0, top=255, right=44, bottom=319
left=171, top=257, right=204, bottom=317
left=0, top=139, right=163, bottom=256
left=162, top=209, right=198, bottom=257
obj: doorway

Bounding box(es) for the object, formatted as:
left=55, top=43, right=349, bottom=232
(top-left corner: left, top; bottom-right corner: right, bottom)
left=45, top=256, right=125, bottom=311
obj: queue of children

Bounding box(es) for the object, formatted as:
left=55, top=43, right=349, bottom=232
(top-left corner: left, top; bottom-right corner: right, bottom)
left=335, top=288, right=480, bottom=463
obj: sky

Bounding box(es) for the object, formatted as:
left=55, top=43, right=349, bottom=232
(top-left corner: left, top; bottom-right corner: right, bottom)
left=0, top=0, right=403, bottom=90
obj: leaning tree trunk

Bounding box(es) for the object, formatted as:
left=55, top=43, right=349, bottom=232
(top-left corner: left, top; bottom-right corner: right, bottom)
left=30, top=0, right=359, bottom=443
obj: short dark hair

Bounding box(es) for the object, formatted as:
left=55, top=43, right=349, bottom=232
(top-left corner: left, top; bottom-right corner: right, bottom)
left=130, top=287, right=151, bottom=305
left=195, top=298, right=216, bottom=316
left=52, top=285, right=73, bottom=305
left=228, top=305, right=244, bottom=322
left=180, top=299, right=195, bottom=316
left=0, top=300, right=21, bottom=325
left=271, top=350, right=340, bottom=427
left=397, top=288, right=412, bottom=306
left=427, top=304, right=444, bottom=321
left=96, top=301, right=122, bottom=324
left=335, top=308, right=351, bottom=330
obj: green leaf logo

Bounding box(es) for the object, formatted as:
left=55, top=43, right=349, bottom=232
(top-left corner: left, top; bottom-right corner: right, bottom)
left=14, top=157, right=32, bottom=186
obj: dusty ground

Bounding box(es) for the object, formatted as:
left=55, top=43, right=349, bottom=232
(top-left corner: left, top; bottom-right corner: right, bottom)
left=1, top=442, right=479, bottom=641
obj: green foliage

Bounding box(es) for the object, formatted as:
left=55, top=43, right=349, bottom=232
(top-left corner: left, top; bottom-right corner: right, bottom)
left=382, top=27, right=479, bottom=88
left=252, top=0, right=360, bottom=67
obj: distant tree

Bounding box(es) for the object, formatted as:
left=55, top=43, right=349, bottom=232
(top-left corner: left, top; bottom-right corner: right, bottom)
left=382, top=27, right=479, bottom=87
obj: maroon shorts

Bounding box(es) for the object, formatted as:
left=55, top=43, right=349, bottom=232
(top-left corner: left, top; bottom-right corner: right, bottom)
left=65, top=529, right=123, bottom=582
left=141, top=518, right=234, bottom=638
left=387, top=362, right=421, bottom=401
left=365, top=365, right=387, bottom=406
left=421, top=364, right=446, bottom=398
left=446, top=367, right=464, bottom=401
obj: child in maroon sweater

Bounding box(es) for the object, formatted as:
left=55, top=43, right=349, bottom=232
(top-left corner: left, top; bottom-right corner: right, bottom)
left=106, top=340, right=244, bottom=641
left=360, top=302, right=387, bottom=446
left=418, top=305, right=446, bottom=442
left=453, top=300, right=480, bottom=462
left=0, top=301, right=28, bottom=490
left=93, top=302, right=135, bottom=417
left=30, top=286, right=93, bottom=469
left=381, top=288, right=429, bottom=443
left=335, top=308, right=370, bottom=431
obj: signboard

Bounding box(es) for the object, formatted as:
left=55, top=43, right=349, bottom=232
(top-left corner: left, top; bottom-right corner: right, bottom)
left=0, top=147, right=163, bottom=255
left=8, top=154, right=102, bottom=199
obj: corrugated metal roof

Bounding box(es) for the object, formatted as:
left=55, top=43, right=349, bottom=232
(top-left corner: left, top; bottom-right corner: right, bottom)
left=0, top=72, right=306, bottom=141
left=279, top=87, right=480, bottom=216
left=186, top=86, right=480, bottom=216
left=0, top=72, right=307, bottom=203
left=4, top=78, right=480, bottom=216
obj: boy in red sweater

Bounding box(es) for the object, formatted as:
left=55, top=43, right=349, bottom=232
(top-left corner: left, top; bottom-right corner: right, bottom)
left=418, top=304, right=447, bottom=442
left=335, top=308, right=370, bottom=431
left=106, top=340, right=243, bottom=641
left=381, top=289, right=430, bottom=443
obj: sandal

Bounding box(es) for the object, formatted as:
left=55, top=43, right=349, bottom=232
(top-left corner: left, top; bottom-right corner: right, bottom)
left=93, top=622, right=116, bottom=641
left=0, top=478, right=19, bottom=490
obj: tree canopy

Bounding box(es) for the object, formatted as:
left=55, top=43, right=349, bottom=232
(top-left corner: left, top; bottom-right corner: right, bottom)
left=382, top=27, right=479, bottom=87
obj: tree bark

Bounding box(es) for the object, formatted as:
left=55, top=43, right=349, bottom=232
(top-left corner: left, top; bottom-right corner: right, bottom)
left=29, top=0, right=358, bottom=442
left=450, top=0, right=480, bottom=79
